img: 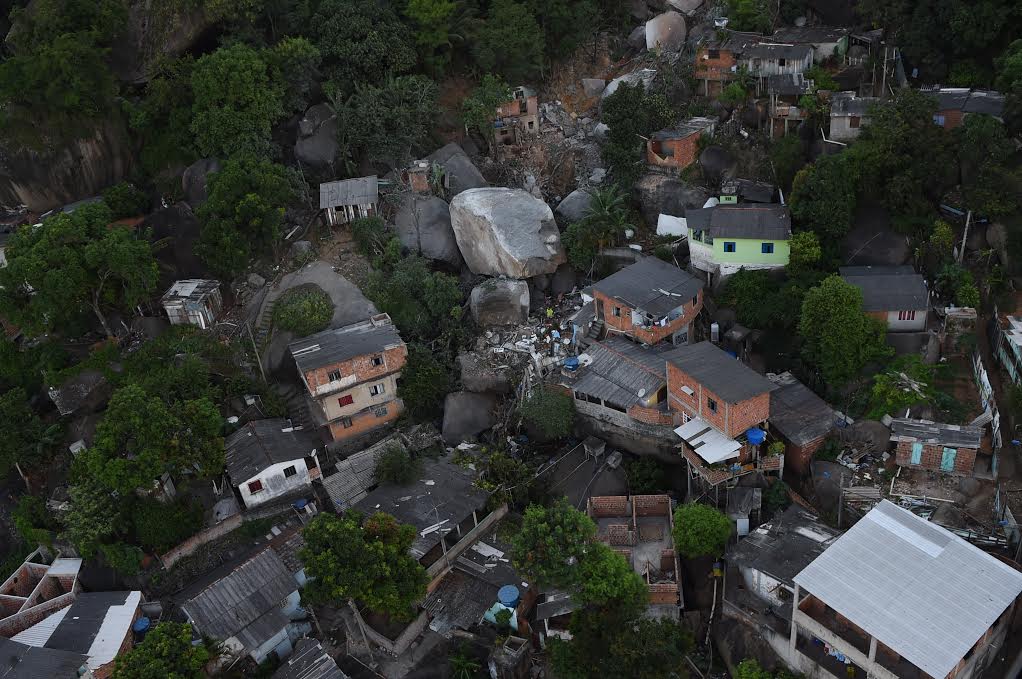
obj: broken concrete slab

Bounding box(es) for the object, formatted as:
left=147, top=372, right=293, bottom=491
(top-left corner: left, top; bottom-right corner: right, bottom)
left=582, top=78, right=606, bottom=97
left=450, top=188, right=566, bottom=278
left=646, top=11, right=686, bottom=52
left=470, top=279, right=530, bottom=326
left=426, top=143, right=488, bottom=196
left=394, top=194, right=463, bottom=268
left=442, top=391, right=497, bottom=444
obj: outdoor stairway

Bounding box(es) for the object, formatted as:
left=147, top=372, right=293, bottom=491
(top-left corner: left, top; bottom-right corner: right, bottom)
left=580, top=319, right=604, bottom=348
left=254, top=299, right=276, bottom=345
left=278, top=383, right=315, bottom=432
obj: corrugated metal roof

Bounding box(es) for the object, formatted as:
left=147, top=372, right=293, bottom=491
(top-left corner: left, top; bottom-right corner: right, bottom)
left=161, top=279, right=220, bottom=303
left=767, top=372, right=835, bottom=446
left=727, top=505, right=839, bottom=586
left=839, top=266, right=929, bottom=312
left=271, top=638, right=348, bottom=679
left=591, top=257, right=703, bottom=318
left=572, top=337, right=671, bottom=408
left=422, top=569, right=495, bottom=637
left=0, top=638, right=87, bottom=679
left=665, top=342, right=776, bottom=403
left=225, top=419, right=320, bottom=484
left=289, top=316, right=404, bottom=373
left=830, top=91, right=878, bottom=116
left=890, top=418, right=982, bottom=449
left=651, top=116, right=716, bottom=141
left=321, top=436, right=402, bottom=511
left=674, top=417, right=741, bottom=463
left=182, top=549, right=296, bottom=644
left=319, top=177, right=378, bottom=209
left=793, top=500, right=1022, bottom=679
left=743, top=43, right=813, bottom=60
left=767, top=73, right=811, bottom=96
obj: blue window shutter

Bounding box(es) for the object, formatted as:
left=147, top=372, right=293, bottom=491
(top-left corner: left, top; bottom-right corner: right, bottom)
left=724, top=242, right=736, bottom=253
left=941, top=447, right=957, bottom=472
left=910, top=442, right=922, bottom=465
left=761, top=242, right=774, bottom=254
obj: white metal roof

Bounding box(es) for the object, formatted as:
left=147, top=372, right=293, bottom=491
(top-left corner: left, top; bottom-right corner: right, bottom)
left=674, top=418, right=741, bottom=464
left=793, top=501, right=1022, bottom=679
left=87, top=591, right=142, bottom=670
left=12, top=605, right=68, bottom=647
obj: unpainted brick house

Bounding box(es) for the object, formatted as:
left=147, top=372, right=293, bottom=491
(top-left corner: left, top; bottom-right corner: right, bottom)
left=890, top=417, right=982, bottom=476
left=289, top=313, right=407, bottom=443
left=646, top=117, right=716, bottom=170
left=494, top=86, right=539, bottom=146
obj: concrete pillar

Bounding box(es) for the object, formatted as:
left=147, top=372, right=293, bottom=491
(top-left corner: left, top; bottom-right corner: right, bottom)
left=789, top=584, right=799, bottom=654
left=869, top=635, right=877, bottom=661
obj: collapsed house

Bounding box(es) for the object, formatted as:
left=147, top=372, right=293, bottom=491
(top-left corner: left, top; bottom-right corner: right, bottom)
left=494, top=86, right=539, bottom=146
left=645, top=117, right=716, bottom=170
left=766, top=73, right=814, bottom=139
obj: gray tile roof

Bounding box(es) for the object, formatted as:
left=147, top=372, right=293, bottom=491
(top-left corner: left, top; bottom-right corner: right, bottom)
left=963, top=90, right=1005, bottom=116
left=734, top=179, right=776, bottom=203
left=225, top=419, right=320, bottom=484
left=767, top=372, right=836, bottom=447
left=839, top=266, right=929, bottom=312
left=769, top=26, right=848, bottom=44
left=727, top=505, right=839, bottom=587
left=571, top=337, right=673, bottom=408
left=321, top=436, right=403, bottom=511
left=182, top=549, right=297, bottom=646
left=651, top=117, right=716, bottom=141
left=591, top=257, right=703, bottom=317
left=830, top=91, right=879, bottom=116
left=923, top=88, right=1005, bottom=117
left=0, top=638, right=87, bottom=679
left=319, top=177, right=378, bottom=209
left=685, top=204, right=791, bottom=240
left=794, top=500, right=1022, bottom=679
left=271, top=638, right=348, bottom=679
left=767, top=73, right=811, bottom=96
left=889, top=418, right=982, bottom=449
left=665, top=341, right=776, bottom=403
left=743, top=43, right=813, bottom=60
left=354, top=458, right=489, bottom=559
left=289, top=316, right=404, bottom=373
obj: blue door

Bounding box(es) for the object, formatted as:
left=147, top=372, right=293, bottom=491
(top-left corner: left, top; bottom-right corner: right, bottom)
left=910, top=443, right=923, bottom=465
left=941, top=447, right=957, bottom=472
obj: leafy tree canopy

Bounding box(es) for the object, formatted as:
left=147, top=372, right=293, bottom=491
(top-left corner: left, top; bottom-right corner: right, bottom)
left=511, top=499, right=595, bottom=588
left=522, top=0, right=598, bottom=60
left=472, top=0, right=544, bottom=84
left=798, top=275, right=891, bottom=388
left=102, top=182, right=148, bottom=219
left=672, top=502, right=732, bottom=559
left=0, top=202, right=159, bottom=338
left=365, top=255, right=463, bottom=342
left=300, top=511, right=429, bottom=620
left=273, top=286, right=334, bottom=337
left=0, top=388, right=54, bottom=479
left=575, top=542, right=648, bottom=613
left=462, top=75, right=513, bottom=152
left=398, top=345, right=454, bottom=421
left=519, top=387, right=575, bottom=439
left=626, top=457, right=667, bottom=495
left=63, top=473, right=121, bottom=558
left=600, top=82, right=674, bottom=189
left=867, top=355, right=938, bottom=420
left=790, top=153, right=859, bottom=246
left=954, top=114, right=1017, bottom=217
left=374, top=445, right=423, bottom=485
left=123, top=56, right=197, bottom=176
left=112, top=622, right=209, bottom=679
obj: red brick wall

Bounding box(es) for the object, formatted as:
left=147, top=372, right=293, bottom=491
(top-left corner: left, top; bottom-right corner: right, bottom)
left=783, top=436, right=827, bottom=475
left=648, top=583, right=679, bottom=605
left=607, top=524, right=633, bottom=546
left=633, top=495, right=671, bottom=517
left=589, top=495, right=628, bottom=518
left=727, top=392, right=771, bottom=439
left=666, top=362, right=770, bottom=438
left=939, top=109, right=965, bottom=130
left=0, top=592, right=74, bottom=637
left=695, top=48, right=738, bottom=81
left=303, top=344, right=408, bottom=395
left=660, top=549, right=676, bottom=572
left=894, top=439, right=977, bottom=475
left=627, top=404, right=673, bottom=425
left=646, top=133, right=703, bottom=170
left=595, top=289, right=702, bottom=345
left=327, top=399, right=404, bottom=442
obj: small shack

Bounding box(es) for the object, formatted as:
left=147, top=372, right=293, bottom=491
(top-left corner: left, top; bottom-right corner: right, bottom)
left=161, top=279, right=222, bottom=329
left=890, top=418, right=983, bottom=476
left=646, top=117, right=716, bottom=170
left=320, top=176, right=379, bottom=225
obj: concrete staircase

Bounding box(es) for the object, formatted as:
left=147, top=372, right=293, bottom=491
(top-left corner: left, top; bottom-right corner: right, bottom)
left=580, top=319, right=604, bottom=348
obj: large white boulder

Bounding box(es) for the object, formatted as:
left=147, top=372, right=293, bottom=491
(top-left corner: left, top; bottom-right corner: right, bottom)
left=449, top=188, right=565, bottom=278
left=394, top=194, right=463, bottom=267
left=646, top=11, right=686, bottom=52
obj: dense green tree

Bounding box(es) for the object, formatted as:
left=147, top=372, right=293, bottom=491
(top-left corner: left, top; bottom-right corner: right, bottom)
left=788, top=231, right=822, bottom=273
left=626, top=457, right=667, bottom=494
left=462, top=75, right=513, bottom=153
left=600, top=82, right=674, bottom=189
left=519, top=387, right=575, bottom=439
left=720, top=269, right=822, bottom=331
left=523, top=0, right=598, bottom=60
left=769, top=136, right=805, bottom=194
left=102, top=182, right=148, bottom=219
left=190, top=43, right=284, bottom=158
left=12, top=494, right=58, bottom=547
left=310, top=0, right=417, bottom=92
left=405, top=0, right=457, bottom=74
left=365, top=256, right=463, bottom=342
left=272, top=287, right=333, bottom=337
left=196, top=156, right=296, bottom=276
left=562, top=186, right=631, bottom=271
left=512, top=499, right=595, bottom=587
left=112, top=622, right=209, bottom=679
left=0, top=388, right=51, bottom=479
left=334, top=75, right=439, bottom=169
left=0, top=203, right=159, bottom=338
left=867, top=355, right=937, bottom=419
left=375, top=445, right=422, bottom=485
left=790, top=153, right=859, bottom=245
left=575, top=542, right=648, bottom=612
left=672, top=502, right=732, bottom=559
left=123, top=56, right=197, bottom=176
left=300, top=511, right=429, bottom=619
left=132, top=498, right=204, bottom=553
left=63, top=474, right=120, bottom=558
left=936, top=263, right=981, bottom=308
left=728, top=0, right=770, bottom=32
left=550, top=610, right=693, bottom=679
left=85, top=384, right=224, bottom=494
left=266, top=36, right=322, bottom=115
left=398, top=345, right=453, bottom=420
left=955, top=114, right=1017, bottom=218
left=996, top=40, right=1022, bottom=134
left=798, top=275, right=891, bottom=387
left=472, top=0, right=544, bottom=84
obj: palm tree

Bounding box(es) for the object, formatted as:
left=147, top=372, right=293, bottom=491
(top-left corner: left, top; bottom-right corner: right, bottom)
left=580, top=185, right=631, bottom=246
left=449, top=648, right=481, bottom=679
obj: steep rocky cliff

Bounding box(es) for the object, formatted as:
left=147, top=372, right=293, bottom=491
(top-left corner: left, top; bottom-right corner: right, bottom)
left=109, top=0, right=216, bottom=84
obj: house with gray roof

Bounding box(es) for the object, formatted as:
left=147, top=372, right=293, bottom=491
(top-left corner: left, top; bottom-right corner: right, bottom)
left=839, top=265, right=930, bottom=332
left=0, top=638, right=88, bottom=679
left=767, top=371, right=837, bottom=474
left=225, top=419, right=322, bottom=509
left=271, top=638, right=348, bottom=679
left=829, top=91, right=879, bottom=141
left=686, top=204, right=792, bottom=282
left=182, top=548, right=309, bottom=664
left=769, top=26, right=849, bottom=63
left=319, top=176, right=378, bottom=225
left=923, top=87, right=1005, bottom=129
left=790, top=500, right=1022, bottom=679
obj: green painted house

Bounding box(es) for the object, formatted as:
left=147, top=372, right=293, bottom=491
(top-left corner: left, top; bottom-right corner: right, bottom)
left=685, top=203, right=791, bottom=284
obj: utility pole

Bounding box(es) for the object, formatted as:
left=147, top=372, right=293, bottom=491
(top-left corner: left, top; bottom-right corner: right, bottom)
left=247, top=321, right=268, bottom=384
left=958, top=210, right=972, bottom=265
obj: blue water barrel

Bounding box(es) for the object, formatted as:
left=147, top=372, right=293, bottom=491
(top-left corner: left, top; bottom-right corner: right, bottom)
left=132, top=617, right=151, bottom=636
left=746, top=428, right=766, bottom=445
left=725, top=349, right=738, bottom=358
left=497, top=585, right=520, bottom=608
left=293, top=499, right=309, bottom=510
left=564, top=357, right=580, bottom=370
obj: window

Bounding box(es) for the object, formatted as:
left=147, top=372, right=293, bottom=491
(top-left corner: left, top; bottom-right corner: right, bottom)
left=778, top=58, right=786, bottom=67
left=723, top=242, right=736, bottom=253
left=613, top=306, right=622, bottom=317
left=528, top=121, right=534, bottom=129
left=283, top=465, right=297, bottom=478
left=327, top=369, right=342, bottom=382
left=304, top=455, right=318, bottom=469
left=248, top=480, right=263, bottom=494
left=341, top=417, right=353, bottom=429
left=761, top=242, right=774, bottom=254
left=898, top=310, right=917, bottom=321
left=373, top=405, right=389, bottom=418
left=691, top=295, right=698, bottom=307
left=933, top=114, right=946, bottom=126
left=369, top=383, right=386, bottom=396
left=708, top=49, right=720, bottom=59
left=849, top=116, right=860, bottom=128
left=708, top=397, right=717, bottom=413
left=338, top=394, right=354, bottom=407
left=371, top=355, right=384, bottom=367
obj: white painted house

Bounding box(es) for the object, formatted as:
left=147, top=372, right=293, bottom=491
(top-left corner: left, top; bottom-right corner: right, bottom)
left=225, top=419, right=322, bottom=509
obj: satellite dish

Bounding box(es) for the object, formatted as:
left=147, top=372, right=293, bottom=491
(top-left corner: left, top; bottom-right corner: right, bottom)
left=638, top=388, right=646, bottom=398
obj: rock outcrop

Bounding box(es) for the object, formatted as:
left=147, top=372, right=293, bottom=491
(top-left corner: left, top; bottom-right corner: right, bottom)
left=450, top=188, right=565, bottom=278
left=108, top=1, right=217, bottom=84
left=645, top=11, right=686, bottom=51
left=470, top=279, right=530, bottom=326
left=634, top=174, right=709, bottom=228
left=394, top=195, right=463, bottom=267
left=442, top=391, right=497, bottom=444
left=181, top=158, right=221, bottom=209
left=294, top=103, right=338, bottom=169
left=426, top=143, right=488, bottom=196
left=699, top=146, right=738, bottom=181
left=555, top=189, right=593, bottom=223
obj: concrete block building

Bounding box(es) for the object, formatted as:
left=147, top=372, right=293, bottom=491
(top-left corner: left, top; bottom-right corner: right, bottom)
left=889, top=418, right=982, bottom=477
left=686, top=204, right=791, bottom=284
left=839, top=265, right=929, bottom=332
left=224, top=419, right=322, bottom=509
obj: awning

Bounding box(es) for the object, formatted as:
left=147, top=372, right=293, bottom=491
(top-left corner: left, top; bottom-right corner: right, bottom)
left=674, top=418, right=741, bottom=464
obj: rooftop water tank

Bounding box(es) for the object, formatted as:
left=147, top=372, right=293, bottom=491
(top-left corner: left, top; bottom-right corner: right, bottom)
left=498, top=584, right=520, bottom=609
left=746, top=428, right=766, bottom=446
